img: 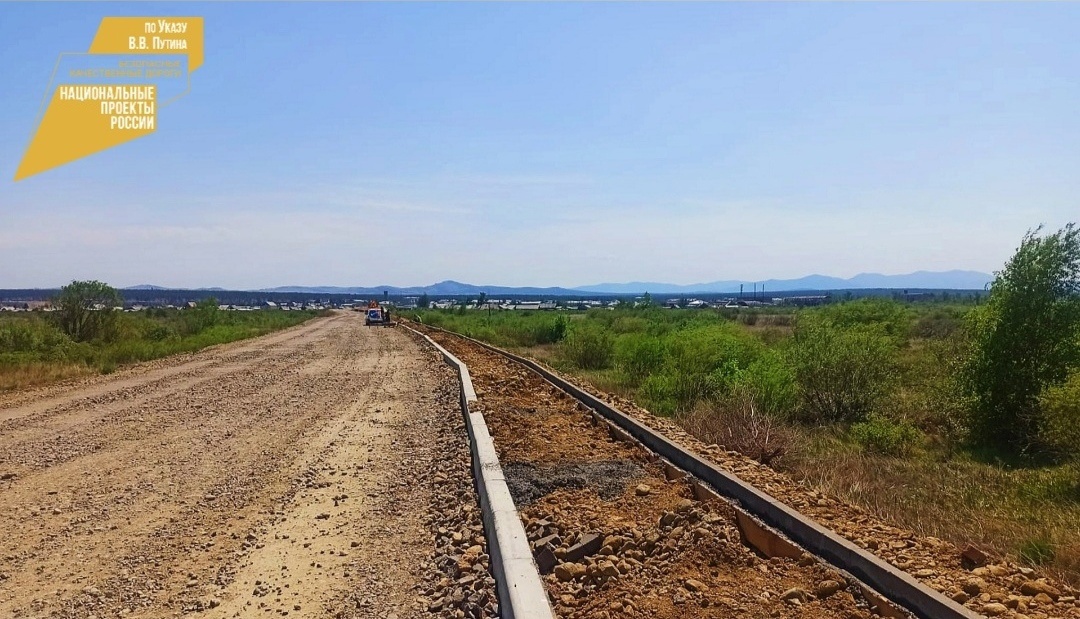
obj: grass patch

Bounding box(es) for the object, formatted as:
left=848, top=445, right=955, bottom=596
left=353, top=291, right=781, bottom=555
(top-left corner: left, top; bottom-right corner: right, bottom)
left=0, top=308, right=325, bottom=391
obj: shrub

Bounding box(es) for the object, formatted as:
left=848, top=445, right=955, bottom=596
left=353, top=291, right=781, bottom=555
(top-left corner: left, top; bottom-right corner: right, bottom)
left=789, top=315, right=898, bottom=422
left=665, top=324, right=761, bottom=377
left=530, top=315, right=567, bottom=345
left=145, top=323, right=178, bottom=342
left=818, top=298, right=913, bottom=341
left=676, top=392, right=801, bottom=468
left=0, top=317, right=74, bottom=359
left=850, top=415, right=921, bottom=456
left=611, top=316, right=649, bottom=334
left=183, top=297, right=221, bottom=335
left=640, top=372, right=680, bottom=416
left=911, top=309, right=965, bottom=339
left=1037, top=370, right=1080, bottom=461
left=559, top=322, right=614, bottom=370
left=614, top=334, right=665, bottom=385
left=731, top=350, right=798, bottom=418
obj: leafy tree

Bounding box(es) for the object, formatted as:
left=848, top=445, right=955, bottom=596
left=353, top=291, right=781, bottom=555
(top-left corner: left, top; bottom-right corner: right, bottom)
left=54, top=280, right=122, bottom=342
left=962, top=224, right=1080, bottom=456
left=417, top=293, right=430, bottom=309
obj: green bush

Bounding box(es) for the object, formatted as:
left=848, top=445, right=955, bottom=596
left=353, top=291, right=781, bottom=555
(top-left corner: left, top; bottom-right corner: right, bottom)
left=665, top=324, right=761, bottom=377
left=559, top=322, right=614, bottom=370
left=54, top=280, right=123, bottom=342
left=730, top=350, right=798, bottom=418
left=850, top=415, right=921, bottom=456
left=1037, top=370, right=1080, bottom=460
left=639, top=372, right=681, bottom=416
left=614, top=334, right=666, bottom=385
left=0, top=317, right=74, bottom=358
left=530, top=315, right=568, bottom=345
left=911, top=308, right=966, bottom=339
left=789, top=315, right=898, bottom=422
left=818, top=298, right=913, bottom=341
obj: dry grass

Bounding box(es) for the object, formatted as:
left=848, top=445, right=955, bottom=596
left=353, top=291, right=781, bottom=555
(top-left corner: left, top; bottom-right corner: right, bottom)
left=676, top=394, right=802, bottom=469
left=0, top=362, right=92, bottom=392
left=790, top=433, right=1080, bottom=585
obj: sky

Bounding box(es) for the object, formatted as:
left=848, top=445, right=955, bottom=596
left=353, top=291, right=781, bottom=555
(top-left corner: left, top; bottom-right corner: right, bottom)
left=1, top=2, right=1078, bottom=290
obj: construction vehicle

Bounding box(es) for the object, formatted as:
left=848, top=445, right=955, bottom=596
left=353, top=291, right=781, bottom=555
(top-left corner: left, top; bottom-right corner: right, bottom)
left=364, top=300, right=391, bottom=326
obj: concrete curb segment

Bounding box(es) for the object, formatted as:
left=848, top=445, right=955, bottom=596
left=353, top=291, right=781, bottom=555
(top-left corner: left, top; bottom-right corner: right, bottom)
left=426, top=325, right=983, bottom=619
left=403, top=325, right=555, bottom=619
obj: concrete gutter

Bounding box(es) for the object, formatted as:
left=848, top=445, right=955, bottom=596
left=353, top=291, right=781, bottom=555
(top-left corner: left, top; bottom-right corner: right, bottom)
left=432, top=327, right=982, bottom=619
left=403, top=325, right=554, bottom=619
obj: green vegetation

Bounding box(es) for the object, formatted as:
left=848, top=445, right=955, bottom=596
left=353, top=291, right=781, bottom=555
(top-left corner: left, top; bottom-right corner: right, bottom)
left=413, top=223, right=1080, bottom=582
left=1, top=281, right=325, bottom=391
left=55, top=279, right=123, bottom=342
left=961, top=223, right=1080, bottom=459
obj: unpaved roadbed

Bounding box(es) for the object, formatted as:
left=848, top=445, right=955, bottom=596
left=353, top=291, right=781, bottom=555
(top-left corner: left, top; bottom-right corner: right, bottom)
left=0, top=314, right=492, bottom=619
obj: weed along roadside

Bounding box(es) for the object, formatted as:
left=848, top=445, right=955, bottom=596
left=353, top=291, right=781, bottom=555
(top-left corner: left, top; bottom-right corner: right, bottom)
left=0, top=280, right=328, bottom=391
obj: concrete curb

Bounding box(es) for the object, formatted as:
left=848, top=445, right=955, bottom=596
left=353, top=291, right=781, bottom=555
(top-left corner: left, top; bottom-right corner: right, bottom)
left=428, top=326, right=982, bottom=619
left=403, top=325, right=554, bottom=619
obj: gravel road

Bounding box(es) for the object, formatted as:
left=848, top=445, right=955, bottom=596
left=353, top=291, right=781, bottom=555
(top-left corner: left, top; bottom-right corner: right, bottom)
left=0, top=313, right=489, bottom=619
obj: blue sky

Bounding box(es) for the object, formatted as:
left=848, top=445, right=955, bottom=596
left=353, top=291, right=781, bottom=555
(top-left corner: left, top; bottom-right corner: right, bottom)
left=1, top=2, right=1078, bottom=289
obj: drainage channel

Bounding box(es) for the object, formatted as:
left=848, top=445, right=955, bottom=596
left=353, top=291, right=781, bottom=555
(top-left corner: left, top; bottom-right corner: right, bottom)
left=408, top=321, right=984, bottom=617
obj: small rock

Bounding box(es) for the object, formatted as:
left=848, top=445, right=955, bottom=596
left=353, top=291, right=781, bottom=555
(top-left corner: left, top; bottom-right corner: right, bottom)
left=1020, top=580, right=1060, bottom=601
left=963, top=577, right=986, bottom=597
left=1032, top=592, right=1054, bottom=605
left=553, top=562, right=586, bottom=582
left=684, top=578, right=707, bottom=593
left=635, top=484, right=651, bottom=496
left=961, top=545, right=988, bottom=569
left=780, top=587, right=810, bottom=603
left=982, top=602, right=1008, bottom=616
left=814, top=580, right=842, bottom=599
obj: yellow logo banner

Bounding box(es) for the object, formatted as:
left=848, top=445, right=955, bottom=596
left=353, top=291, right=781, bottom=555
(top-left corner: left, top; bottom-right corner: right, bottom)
left=15, top=17, right=203, bottom=181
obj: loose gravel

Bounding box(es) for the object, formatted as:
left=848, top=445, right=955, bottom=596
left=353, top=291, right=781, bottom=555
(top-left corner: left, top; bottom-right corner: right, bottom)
left=0, top=314, right=493, bottom=619
left=504, top=460, right=645, bottom=505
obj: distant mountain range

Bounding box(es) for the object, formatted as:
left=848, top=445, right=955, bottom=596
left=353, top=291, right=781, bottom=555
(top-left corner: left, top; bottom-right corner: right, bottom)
left=572, top=270, right=993, bottom=294
left=124, top=285, right=226, bottom=292
left=254, top=281, right=587, bottom=296
left=239, top=270, right=992, bottom=296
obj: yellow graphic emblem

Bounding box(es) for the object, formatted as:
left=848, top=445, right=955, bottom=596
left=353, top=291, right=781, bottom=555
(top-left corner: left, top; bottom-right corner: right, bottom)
left=16, top=17, right=203, bottom=181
